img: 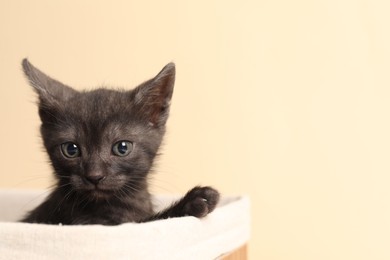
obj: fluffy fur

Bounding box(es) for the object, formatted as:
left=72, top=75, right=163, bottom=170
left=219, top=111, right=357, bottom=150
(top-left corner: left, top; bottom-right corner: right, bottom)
left=21, top=59, right=219, bottom=225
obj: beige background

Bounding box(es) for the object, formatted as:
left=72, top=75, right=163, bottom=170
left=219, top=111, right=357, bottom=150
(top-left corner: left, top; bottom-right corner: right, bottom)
left=1, top=0, right=390, bottom=259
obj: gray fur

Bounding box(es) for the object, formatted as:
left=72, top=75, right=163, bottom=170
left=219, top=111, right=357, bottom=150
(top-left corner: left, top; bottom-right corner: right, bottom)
left=21, top=59, right=219, bottom=225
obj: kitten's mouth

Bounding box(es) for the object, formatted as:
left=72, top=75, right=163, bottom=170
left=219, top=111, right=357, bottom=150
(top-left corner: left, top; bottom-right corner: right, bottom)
left=81, top=185, right=116, bottom=200
left=71, top=175, right=120, bottom=200
left=89, top=188, right=113, bottom=199
left=77, top=180, right=115, bottom=199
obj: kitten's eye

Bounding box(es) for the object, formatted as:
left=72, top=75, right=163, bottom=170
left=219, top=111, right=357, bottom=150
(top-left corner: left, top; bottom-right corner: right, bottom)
left=61, top=142, right=81, bottom=158
left=112, top=141, right=133, bottom=157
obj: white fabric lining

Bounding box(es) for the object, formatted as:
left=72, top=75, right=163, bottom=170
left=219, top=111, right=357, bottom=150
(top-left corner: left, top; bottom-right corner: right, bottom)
left=0, top=190, right=250, bottom=260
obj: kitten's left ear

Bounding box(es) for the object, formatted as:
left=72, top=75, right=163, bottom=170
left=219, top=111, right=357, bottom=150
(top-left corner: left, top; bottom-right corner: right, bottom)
left=134, top=62, right=175, bottom=126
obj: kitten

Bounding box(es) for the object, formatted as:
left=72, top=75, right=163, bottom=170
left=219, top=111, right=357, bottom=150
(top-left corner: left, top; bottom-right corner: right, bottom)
left=21, top=59, right=219, bottom=225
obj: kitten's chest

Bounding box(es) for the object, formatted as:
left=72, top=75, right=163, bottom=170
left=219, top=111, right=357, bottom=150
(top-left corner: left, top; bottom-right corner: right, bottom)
left=44, top=189, right=154, bottom=225
left=72, top=199, right=153, bottom=225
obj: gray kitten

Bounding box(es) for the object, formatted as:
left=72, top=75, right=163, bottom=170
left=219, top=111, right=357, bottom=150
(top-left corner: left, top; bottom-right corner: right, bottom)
left=21, top=59, right=219, bottom=225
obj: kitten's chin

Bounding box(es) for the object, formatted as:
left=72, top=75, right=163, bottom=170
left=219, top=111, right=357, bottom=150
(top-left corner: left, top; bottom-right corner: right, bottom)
left=80, top=188, right=115, bottom=200
left=90, top=189, right=113, bottom=200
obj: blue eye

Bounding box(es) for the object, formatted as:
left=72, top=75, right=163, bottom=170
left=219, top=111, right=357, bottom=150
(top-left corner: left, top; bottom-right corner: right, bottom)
left=112, top=141, right=133, bottom=157
left=61, top=142, right=80, bottom=158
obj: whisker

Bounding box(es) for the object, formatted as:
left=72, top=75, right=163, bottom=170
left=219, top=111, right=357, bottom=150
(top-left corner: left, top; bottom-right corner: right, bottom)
left=51, top=187, right=74, bottom=218
left=114, top=187, right=137, bottom=216
left=20, top=189, right=53, bottom=214
left=56, top=175, right=71, bottom=179
left=78, top=194, right=93, bottom=212
left=13, top=176, right=51, bottom=187
left=122, top=183, right=141, bottom=194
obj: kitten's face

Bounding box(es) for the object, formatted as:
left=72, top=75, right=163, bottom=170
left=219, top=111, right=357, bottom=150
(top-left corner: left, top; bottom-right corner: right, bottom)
left=22, top=60, right=175, bottom=199
left=43, top=90, right=164, bottom=199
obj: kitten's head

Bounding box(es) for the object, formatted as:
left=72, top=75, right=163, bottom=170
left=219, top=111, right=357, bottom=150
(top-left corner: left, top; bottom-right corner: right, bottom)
left=22, top=59, right=175, bottom=199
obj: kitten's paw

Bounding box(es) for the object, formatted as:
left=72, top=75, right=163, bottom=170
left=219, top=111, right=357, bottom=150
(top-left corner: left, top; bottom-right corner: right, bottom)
left=183, top=186, right=220, bottom=218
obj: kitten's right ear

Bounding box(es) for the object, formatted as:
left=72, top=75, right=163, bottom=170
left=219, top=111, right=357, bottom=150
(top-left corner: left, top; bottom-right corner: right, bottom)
left=22, top=58, right=77, bottom=104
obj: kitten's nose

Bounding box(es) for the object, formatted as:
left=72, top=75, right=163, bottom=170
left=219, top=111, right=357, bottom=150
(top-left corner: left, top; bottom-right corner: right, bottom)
left=85, top=174, right=106, bottom=185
